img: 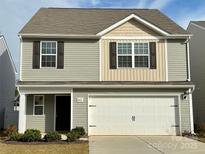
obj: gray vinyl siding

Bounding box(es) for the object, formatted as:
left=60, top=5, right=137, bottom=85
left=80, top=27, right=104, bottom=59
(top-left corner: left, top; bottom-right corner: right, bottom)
left=181, top=95, right=191, bottom=132
left=187, top=24, right=205, bottom=124
left=21, top=39, right=99, bottom=81
left=73, top=92, right=88, bottom=132
left=167, top=39, right=188, bottom=81
left=26, top=95, right=54, bottom=132
left=0, top=38, right=17, bottom=129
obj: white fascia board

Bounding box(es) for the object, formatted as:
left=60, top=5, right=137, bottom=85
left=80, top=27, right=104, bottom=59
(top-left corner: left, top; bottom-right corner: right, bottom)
left=101, top=36, right=162, bottom=40
left=97, top=14, right=170, bottom=36
left=19, top=33, right=100, bottom=39
left=17, top=84, right=195, bottom=89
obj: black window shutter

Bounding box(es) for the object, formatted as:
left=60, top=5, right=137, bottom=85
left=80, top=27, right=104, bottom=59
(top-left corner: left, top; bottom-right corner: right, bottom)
left=149, top=42, right=156, bottom=69
left=57, top=41, right=64, bottom=69
left=109, top=42, right=117, bottom=69
left=32, top=41, right=40, bottom=69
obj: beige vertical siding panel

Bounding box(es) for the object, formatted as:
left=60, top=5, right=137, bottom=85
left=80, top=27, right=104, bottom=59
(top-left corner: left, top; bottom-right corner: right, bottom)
left=101, top=20, right=165, bottom=81
left=101, top=39, right=166, bottom=81
left=105, top=19, right=160, bottom=37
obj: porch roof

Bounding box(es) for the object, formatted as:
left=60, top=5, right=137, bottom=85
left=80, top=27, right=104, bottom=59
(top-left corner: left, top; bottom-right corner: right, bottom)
left=17, top=81, right=194, bottom=89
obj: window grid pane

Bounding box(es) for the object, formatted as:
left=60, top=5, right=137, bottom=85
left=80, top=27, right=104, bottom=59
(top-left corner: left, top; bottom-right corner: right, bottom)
left=118, top=43, right=132, bottom=54
left=34, top=106, right=43, bottom=115
left=42, top=42, right=56, bottom=54
left=118, top=56, right=132, bottom=67
left=135, top=56, right=148, bottom=67
left=41, top=55, right=56, bottom=67
left=34, top=96, right=43, bottom=105
left=134, top=43, right=149, bottom=55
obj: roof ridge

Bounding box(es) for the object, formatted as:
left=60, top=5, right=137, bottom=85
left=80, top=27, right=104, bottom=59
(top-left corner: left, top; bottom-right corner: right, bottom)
left=46, top=7, right=157, bottom=10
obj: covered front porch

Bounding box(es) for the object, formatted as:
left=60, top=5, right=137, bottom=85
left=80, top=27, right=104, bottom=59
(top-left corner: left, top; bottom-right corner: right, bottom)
left=17, top=87, right=73, bottom=133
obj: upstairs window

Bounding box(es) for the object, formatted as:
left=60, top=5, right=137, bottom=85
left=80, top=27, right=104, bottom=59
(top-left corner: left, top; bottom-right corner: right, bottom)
left=117, top=42, right=150, bottom=68
left=117, top=43, right=132, bottom=67
left=41, top=41, right=57, bottom=67
left=134, top=43, right=149, bottom=68
left=33, top=95, right=44, bottom=115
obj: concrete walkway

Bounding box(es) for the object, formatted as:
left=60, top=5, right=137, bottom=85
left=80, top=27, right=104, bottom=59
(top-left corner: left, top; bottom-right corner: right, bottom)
left=89, top=136, right=205, bottom=154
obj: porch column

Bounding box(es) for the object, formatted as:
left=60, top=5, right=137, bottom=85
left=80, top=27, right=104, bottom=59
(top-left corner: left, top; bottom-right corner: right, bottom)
left=18, top=93, right=26, bottom=133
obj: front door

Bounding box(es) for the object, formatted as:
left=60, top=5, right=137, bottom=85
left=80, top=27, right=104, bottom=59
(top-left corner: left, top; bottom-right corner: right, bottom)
left=55, top=95, right=71, bottom=131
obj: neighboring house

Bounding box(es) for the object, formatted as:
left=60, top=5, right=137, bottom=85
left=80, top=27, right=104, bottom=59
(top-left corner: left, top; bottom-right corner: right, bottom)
left=187, top=21, right=205, bottom=126
left=0, top=34, right=18, bottom=129
left=17, top=8, right=194, bottom=136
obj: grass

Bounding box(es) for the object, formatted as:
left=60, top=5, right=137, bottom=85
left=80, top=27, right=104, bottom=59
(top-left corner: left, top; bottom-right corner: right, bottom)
left=0, top=140, right=88, bottom=154
left=0, top=131, right=88, bottom=154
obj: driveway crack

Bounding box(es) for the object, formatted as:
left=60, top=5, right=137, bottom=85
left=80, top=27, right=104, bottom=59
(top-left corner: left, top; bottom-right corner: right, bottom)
left=136, top=136, right=165, bottom=154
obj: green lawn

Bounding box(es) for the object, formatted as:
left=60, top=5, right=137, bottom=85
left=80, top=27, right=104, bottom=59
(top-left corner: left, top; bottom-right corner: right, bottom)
left=0, top=140, right=88, bottom=154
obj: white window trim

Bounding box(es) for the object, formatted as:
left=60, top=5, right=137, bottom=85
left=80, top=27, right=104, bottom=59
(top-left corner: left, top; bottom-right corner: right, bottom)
left=134, top=42, right=150, bottom=68
left=40, top=41, right=57, bottom=68
left=33, top=95, right=45, bottom=116
left=117, top=42, right=132, bottom=68
left=116, top=42, right=150, bottom=69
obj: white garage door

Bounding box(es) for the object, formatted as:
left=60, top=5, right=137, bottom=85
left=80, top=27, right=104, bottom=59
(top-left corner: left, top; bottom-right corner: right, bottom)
left=88, top=96, right=180, bottom=135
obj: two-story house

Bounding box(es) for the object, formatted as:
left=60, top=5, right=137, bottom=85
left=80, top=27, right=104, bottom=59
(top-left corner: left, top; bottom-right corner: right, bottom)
left=17, top=8, right=194, bottom=136
left=187, top=21, right=205, bottom=127
left=0, top=34, right=18, bottom=129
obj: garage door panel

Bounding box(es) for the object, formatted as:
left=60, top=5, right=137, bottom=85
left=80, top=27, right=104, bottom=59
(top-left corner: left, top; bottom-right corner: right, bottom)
left=88, top=96, right=179, bottom=135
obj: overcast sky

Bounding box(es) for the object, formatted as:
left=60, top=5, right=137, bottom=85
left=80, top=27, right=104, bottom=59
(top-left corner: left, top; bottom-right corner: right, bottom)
left=1, top=0, right=205, bottom=75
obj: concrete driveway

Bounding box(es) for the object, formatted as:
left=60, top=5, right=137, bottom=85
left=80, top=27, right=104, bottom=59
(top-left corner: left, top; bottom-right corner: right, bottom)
left=89, top=136, right=205, bottom=154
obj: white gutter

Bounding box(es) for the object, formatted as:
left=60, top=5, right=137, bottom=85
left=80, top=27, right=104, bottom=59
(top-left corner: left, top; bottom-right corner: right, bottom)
left=18, top=33, right=100, bottom=39
left=17, top=84, right=195, bottom=89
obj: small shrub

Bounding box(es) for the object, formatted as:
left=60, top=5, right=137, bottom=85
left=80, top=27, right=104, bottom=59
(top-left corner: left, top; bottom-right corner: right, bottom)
left=72, top=127, right=85, bottom=136
left=182, top=130, right=192, bottom=137
left=9, top=132, right=22, bottom=141
left=21, top=129, right=41, bottom=142
left=67, top=131, right=78, bottom=142
left=4, top=125, right=17, bottom=136
left=44, top=131, right=61, bottom=142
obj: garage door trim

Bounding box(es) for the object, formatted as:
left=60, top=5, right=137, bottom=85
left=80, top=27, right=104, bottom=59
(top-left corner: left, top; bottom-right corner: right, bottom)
left=88, top=93, right=181, bottom=136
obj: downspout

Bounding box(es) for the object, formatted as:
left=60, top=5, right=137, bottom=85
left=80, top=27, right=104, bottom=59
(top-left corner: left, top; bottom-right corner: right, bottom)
left=185, top=36, right=195, bottom=134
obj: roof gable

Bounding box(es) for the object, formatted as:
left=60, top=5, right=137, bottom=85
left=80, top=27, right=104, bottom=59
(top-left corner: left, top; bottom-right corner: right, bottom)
left=99, top=14, right=167, bottom=36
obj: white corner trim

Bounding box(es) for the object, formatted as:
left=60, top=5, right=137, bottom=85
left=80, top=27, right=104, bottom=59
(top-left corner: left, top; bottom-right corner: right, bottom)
left=165, top=39, right=168, bottom=81
left=189, top=90, right=194, bottom=134
left=18, top=93, right=26, bottom=133
left=20, top=37, right=23, bottom=80
left=70, top=89, right=73, bottom=130
left=187, top=42, right=191, bottom=81
left=54, top=95, right=56, bottom=131
left=99, top=39, right=102, bottom=81
left=177, top=94, right=182, bottom=135
left=97, top=14, right=170, bottom=36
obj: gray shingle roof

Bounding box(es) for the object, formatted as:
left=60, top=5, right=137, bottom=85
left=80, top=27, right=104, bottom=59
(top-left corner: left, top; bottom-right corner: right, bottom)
left=191, top=21, right=205, bottom=28
left=19, top=8, right=188, bottom=35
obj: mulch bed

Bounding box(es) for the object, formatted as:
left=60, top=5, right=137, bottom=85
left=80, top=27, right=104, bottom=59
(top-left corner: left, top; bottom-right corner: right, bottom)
left=3, top=139, right=88, bottom=145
